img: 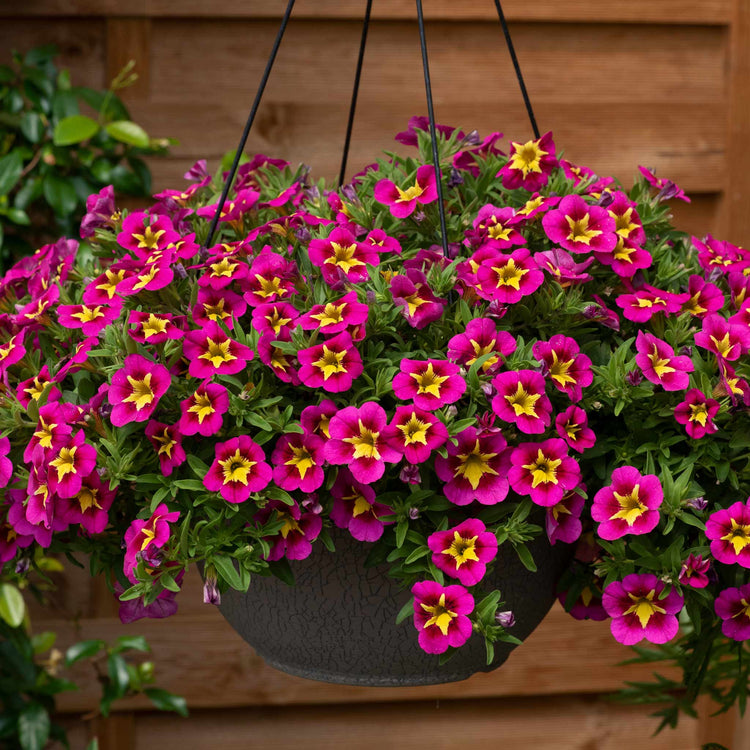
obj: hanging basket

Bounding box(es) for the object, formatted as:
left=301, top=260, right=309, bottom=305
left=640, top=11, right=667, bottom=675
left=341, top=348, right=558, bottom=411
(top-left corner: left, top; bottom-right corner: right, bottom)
left=217, top=528, right=573, bottom=686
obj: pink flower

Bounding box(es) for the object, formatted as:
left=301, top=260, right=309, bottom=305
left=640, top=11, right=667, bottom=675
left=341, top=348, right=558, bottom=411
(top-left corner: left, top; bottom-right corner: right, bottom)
left=117, top=261, right=174, bottom=296
left=271, top=432, right=326, bottom=493
left=178, top=381, right=229, bottom=437
left=297, top=331, right=363, bottom=393
left=447, top=318, right=516, bottom=374
left=389, top=269, right=446, bottom=329
left=308, top=227, right=378, bottom=284
left=603, top=574, right=683, bottom=645
left=194, top=287, right=248, bottom=330
left=428, top=518, right=498, bottom=586
left=682, top=275, right=724, bottom=318
left=363, top=227, right=402, bottom=256
left=542, top=194, right=617, bottom=255
left=706, top=499, right=750, bottom=567
left=718, top=360, right=750, bottom=405
left=453, top=131, right=504, bottom=176
left=80, top=185, right=116, bottom=238
left=23, top=402, right=77, bottom=463
left=616, top=285, right=686, bottom=323
left=692, top=234, right=746, bottom=273
left=387, top=405, right=448, bottom=464
left=639, top=166, right=691, bottom=203
left=145, top=421, right=186, bottom=477
left=392, top=359, right=466, bottom=411
left=555, top=405, right=596, bottom=453
left=83, top=267, right=128, bottom=306
left=678, top=554, right=710, bottom=589
left=374, top=165, right=438, bottom=218
left=123, top=503, right=180, bottom=583
left=240, top=247, right=297, bottom=306
left=594, top=237, right=652, bottom=279
left=250, top=301, right=298, bottom=337
left=533, top=248, right=593, bottom=287
left=117, top=212, right=179, bottom=257
left=498, top=132, right=557, bottom=192
left=56, top=302, right=122, bottom=337
left=16, top=366, right=61, bottom=409
left=694, top=313, right=750, bottom=361
left=300, top=399, right=337, bottom=439
left=255, top=499, right=322, bottom=561
left=591, top=466, right=663, bottom=540
left=490, top=369, right=552, bottom=435
left=476, top=248, right=544, bottom=304
left=412, top=580, right=474, bottom=654
left=257, top=330, right=300, bottom=385
left=434, top=426, right=511, bottom=506
left=0, top=331, right=27, bottom=377
left=127, top=311, right=184, bottom=344
left=0, top=437, right=12, bottom=488
left=57, top=470, right=115, bottom=535
left=635, top=331, right=694, bottom=391
left=325, top=402, right=400, bottom=484
left=329, top=468, right=392, bottom=542
left=715, top=585, right=750, bottom=641
left=546, top=487, right=586, bottom=545
left=109, top=354, right=171, bottom=426
left=46, top=429, right=97, bottom=499
left=297, top=291, right=369, bottom=335
left=533, top=335, right=593, bottom=402
left=183, top=320, right=254, bottom=379
left=509, top=439, right=581, bottom=507
left=674, top=389, right=720, bottom=439
left=469, top=205, right=525, bottom=251
left=204, top=435, right=272, bottom=503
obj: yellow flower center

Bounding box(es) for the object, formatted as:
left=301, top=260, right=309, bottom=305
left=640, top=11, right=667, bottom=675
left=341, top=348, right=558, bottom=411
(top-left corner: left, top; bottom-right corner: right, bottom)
left=50, top=446, right=77, bottom=481
left=209, top=258, right=238, bottom=278
left=409, top=363, right=449, bottom=398
left=278, top=512, right=301, bottom=539
left=721, top=519, right=750, bottom=555
left=421, top=593, right=457, bottom=636
left=76, top=486, right=102, bottom=512
left=397, top=414, right=430, bottom=445
left=396, top=181, right=425, bottom=202
left=648, top=346, right=675, bottom=379
left=402, top=291, right=426, bottom=317
left=204, top=299, right=229, bottom=321
left=442, top=531, right=480, bottom=569
left=133, top=225, right=165, bottom=250
left=467, top=341, right=499, bottom=371
left=188, top=392, right=216, bottom=424
left=454, top=439, right=498, bottom=489
left=549, top=351, right=576, bottom=387
left=284, top=444, right=316, bottom=479
left=609, top=484, right=647, bottom=526
left=310, top=301, right=347, bottom=327
left=521, top=449, right=562, bottom=488
left=123, top=373, right=155, bottom=410
left=342, top=421, right=381, bottom=460
left=490, top=259, right=528, bottom=290
left=508, top=139, right=547, bottom=176
left=610, top=207, right=639, bottom=238
left=710, top=333, right=734, bottom=358
left=312, top=345, right=348, bottom=380
left=199, top=337, right=237, bottom=368
left=350, top=492, right=374, bottom=517
left=141, top=314, right=169, bottom=339
left=689, top=402, right=708, bottom=426
left=254, top=275, right=287, bottom=299
left=486, top=221, right=512, bottom=241
left=504, top=382, right=540, bottom=417
left=265, top=308, right=293, bottom=334
left=152, top=428, right=176, bottom=457
left=565, top=214, right=602, bottom=245
left=96, top=269, right=126, bottom=299
left=71, top=305, right=104, bottom=323
left=324, top=243, right=365, bottom=274
left=624, top=590, right=666, bottom=629
left=219, top=449, right=257, bottom=485
left=34, top=418, right=57, bottom=449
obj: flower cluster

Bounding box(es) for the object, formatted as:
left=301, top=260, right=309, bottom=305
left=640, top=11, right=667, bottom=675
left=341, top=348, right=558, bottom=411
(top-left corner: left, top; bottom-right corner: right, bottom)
left=1, top=117, right=750, bottom=720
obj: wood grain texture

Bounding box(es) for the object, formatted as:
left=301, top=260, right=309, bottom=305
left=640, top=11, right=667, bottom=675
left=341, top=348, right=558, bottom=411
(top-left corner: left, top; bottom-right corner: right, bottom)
left=106, top=18, right=151, bottom=101
left=0, top=0, right=732, bottom=24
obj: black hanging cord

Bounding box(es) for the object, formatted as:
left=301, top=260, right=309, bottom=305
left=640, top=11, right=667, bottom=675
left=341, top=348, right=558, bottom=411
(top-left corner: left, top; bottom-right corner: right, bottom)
left=415, top=0, right=449, bottom=258
left=203, top=0, right=296, bottom=249
left=493, top=0, right=540, bottom=139
left=338, top=0, right=373, bottom=188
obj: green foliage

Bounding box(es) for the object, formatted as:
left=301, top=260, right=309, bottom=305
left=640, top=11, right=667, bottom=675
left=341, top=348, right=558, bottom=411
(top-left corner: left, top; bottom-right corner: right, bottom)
left=0, top=46, right=173, bottom=268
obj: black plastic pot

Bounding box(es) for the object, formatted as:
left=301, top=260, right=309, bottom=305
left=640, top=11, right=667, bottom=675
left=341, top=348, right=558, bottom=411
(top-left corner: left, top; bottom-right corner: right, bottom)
left=217, top=528, right=572, bottom=686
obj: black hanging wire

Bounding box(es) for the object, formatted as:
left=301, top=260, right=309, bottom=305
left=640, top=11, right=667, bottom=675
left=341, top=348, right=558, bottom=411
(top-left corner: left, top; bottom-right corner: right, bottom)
left=493, top=0, right=540, bottom=139
left=415, top=0, right=449, bottom=258
left=203, top=0, right=296, bottom=250
left=338, top=0, right=373, bottom=188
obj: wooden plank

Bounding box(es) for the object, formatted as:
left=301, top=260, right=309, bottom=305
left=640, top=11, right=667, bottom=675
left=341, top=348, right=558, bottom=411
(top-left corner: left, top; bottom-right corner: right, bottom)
left=0, top=0, right=732, bottom=24
left=127, top=696, right=698, bottom=750
left=0, top=19, right=106, bottom=89
left=90, top=714, right=137, bottom=750
left=52, top=598, right=682, bottom=713
left=723, top=0, right=750, bottom=245
left=106, top=18, right=151, bottom=101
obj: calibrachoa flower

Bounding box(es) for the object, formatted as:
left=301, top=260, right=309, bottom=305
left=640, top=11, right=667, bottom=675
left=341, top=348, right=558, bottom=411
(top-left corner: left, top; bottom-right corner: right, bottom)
left=117, top=212, right=179, bottom=257
left=542, top=194, right=617, bottom=255
left=706, top=499, right=750, bottom=567
left=555, top=405, right=596, bottom=453
left=56, top=302, right=122, bottom=337
left=434, top=426, right=511, bottom=506
left=412, top=580, right=474, bottom=654
left=256, top=500, right=322, bottom=561
left=616, top=285, right=685, bottom=323
left=241, top=247, right=297, bottom=306
left=532, top=335, right=593, bottom=402
left=389, top=268, right=446, bottom=329
left=427, top=519, right=498, bottom=586
left=0, top=331, right=26, bottom=377
left=300, top=399, right=337, bottom=439
left=108, top=354, right=171, bottom=426
left=45, top=429, right=97, bottom=500
left=715, top=585, right=750, bottom=641
left=374, top=165, right=438, bottom=218
left=196, top=287, right=248, bottom=329
left=127, top=311, right=184, bottom=344
left=182, top=320, right=254, bottom=378
left=145, top=421, right=186, bottom=477
left=178, top=381, right=229, bottom=437
left=271, top=432, right=326, bottom=493
left=0, top=437, right=12, bottom=489
left=123, top=503, right=180, bottom=583
left=509, top=439, right=581, bottom=507
left=257, top=330, right=300, bottom=385
left=546, top=487, right=586, bottom=545
left=498, top=132, right=557, bottom=192
left=678, top=553, right=710, bottom=589
left=682, top=275, right=724, bottom=318
left=602, top=574, right=684, bottom=645
left=57, top=470, right=115, bottom=535
left=591, top=466, right=663, bottom=540
left=447, top=318, right=516, bottom=374
left=491, top=369, right=552, bottom=434
left=558, top=584, right=607, bottom=622
left=635, top=331, right=694, bottom=391
left=297, top=331, right=363, bottom=393
left=329, top=467, right=392, bottom=542
left=204, top=435, right=272, bottom=503
left=297, top=291, right=369, bottom=335
left=250, top=301, right=298, bottom=336
left=392, top=359, right=466, bottom=410
left=476, top=248, right=544, bottom=304
left=324, top=402, right=400, bottom=484
left=533, top=248, right=593, bottom=287
left=469, top=205, right=525, bottom=250
left=694, top=313, right=750, bottom=361
left=308, top=227, right=378, bottom=284
left=674, top=389, right=720, bottom=439
left=387, top=405, right=448, bottom=464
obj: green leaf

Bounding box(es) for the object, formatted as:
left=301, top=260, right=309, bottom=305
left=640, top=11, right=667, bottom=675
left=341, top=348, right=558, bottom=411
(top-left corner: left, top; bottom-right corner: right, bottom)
left=65, top=639, right=105, bottom=667
left=19, top=112, right=43, bottom=142
left=114, top=635, right=150, bottom=654
left=86, top=739, right=100, bottom=750
left=395, top=596, right=414, bottom=625
left=144, top=688, right=188, bottom=717
left=0, top=583, right=25, bottom=627
left=5, top=207, right=31, bottom=225
left=105, top=120, right=150, bottom=148
left=43, top=173, right=78, bottom=216
left=31, top=631, right=56, bottom=655
left=53, top=114, right=100, bottom=146
left=17, top=704, right=50, bottom=750
left=513, top=543, right=537, bottom=573
left=107, top=653, right=131, bottom=699
left=213, top=555, right=250, bottom=592
left=0, top=151, right=23, bottom=197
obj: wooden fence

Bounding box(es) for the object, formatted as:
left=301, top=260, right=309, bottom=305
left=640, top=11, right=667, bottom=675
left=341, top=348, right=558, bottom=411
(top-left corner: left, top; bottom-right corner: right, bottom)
left=3, top=0, right=750, bottom=747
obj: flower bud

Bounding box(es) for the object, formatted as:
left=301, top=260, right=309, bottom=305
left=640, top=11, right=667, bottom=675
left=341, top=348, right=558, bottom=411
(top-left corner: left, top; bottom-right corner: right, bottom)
left=401, top=464, right=422, bottom=485
left=294, top=227, right=312, bottom=244
left=447, top=168, right=464, bottom=189
left=626, top=369, right=643, bottom=386
left=686, top=496, right=707, bottom=511
left=203, top=568, right=221, bottom=605
left=173, top=262, right=188, bottom=280
left=408, top=506, right=420, bottom=520
left=678, top=345, right=693, bottom=358
left=444, top=404, right=459, bottom=418
left=495, top=610, right=515, bottom=628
